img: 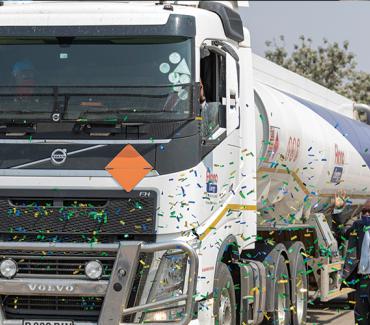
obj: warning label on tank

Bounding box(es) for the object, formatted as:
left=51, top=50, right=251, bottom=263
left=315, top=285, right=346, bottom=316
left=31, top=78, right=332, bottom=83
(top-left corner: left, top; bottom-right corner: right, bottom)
left=267, top=126, right=280, bottom=162
left=331, top=166, right=343, bottom=183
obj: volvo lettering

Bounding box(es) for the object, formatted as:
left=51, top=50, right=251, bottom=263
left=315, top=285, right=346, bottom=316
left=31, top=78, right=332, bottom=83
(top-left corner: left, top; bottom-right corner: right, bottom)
left=27, top=284, right=75, bottom=293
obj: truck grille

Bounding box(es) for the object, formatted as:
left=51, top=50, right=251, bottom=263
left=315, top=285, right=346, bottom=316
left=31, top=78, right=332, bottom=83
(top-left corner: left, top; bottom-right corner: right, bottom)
left=9, top=255, right=115, bottom=278
left=1, top=252, right=152, bottom=322
left=2, top=296, right=103, bottom=321
left=0, top=191, right=156, bottom=321
left=0, top=190, right=157, bottom=242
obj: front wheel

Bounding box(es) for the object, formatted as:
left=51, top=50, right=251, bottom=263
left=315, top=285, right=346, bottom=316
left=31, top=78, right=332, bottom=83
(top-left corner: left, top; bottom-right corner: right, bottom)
left=213, top=263, right=236, bottom=325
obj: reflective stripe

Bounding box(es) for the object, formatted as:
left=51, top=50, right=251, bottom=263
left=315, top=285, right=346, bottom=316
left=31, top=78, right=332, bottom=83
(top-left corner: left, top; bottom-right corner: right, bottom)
left=199, top=204, right=256, bottom=240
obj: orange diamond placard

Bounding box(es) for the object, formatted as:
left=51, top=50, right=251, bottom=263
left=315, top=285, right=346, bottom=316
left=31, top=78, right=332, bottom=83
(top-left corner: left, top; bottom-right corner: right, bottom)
left=105, top=145, right=153, bottom=192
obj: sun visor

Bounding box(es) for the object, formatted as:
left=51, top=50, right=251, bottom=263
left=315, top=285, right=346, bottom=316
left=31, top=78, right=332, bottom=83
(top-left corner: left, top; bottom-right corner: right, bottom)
left=0, top=14, right=196, bottom=38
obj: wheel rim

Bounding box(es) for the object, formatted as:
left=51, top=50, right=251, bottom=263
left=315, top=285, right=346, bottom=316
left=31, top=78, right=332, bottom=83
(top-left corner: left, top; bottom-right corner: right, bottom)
left=277, top=278, right=288, bottom=325
left=219, top=288, right=232, bottom=325
left=296, top=272, right=306, bottom=323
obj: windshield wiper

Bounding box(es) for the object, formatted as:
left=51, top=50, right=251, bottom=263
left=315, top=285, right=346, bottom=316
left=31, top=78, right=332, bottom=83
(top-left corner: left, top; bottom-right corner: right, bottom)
left=74, top=111, right=148, bottom=136
left=0, top=122, right=36, bottom=136
left=77, top=122, right=123, bottom=137
left=0, top=109, right=50, bottom=124
left=0, top=84, right=191, bottom=123
left=0, top=109, right=48, bottom=114
left=74, top=112, right=124, bottom=136
left=77, top=109, right=181, bottom=122
left=79, top=109, right=168, bottom=116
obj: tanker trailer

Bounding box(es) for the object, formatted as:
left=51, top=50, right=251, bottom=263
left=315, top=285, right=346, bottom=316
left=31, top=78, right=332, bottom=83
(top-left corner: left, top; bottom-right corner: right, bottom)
left=255, top=81, right=370, bottom=225
left=240, top=73, right=370, bottom=324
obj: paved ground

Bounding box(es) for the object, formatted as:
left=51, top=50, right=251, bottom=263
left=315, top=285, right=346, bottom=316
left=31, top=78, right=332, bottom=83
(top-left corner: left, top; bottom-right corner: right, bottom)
left=307, top=308, right=354, bottom=324
left=307, top=299, right=355, bottom=324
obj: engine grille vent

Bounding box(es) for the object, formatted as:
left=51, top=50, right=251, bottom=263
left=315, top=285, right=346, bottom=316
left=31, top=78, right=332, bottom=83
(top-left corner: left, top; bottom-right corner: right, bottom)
left=10, top=255, right=114, bottom=278
left=0, top=194, right=156, bottom=242
left=1, top=252, right=152, bottom=322
left=2, top=295, right=103, bottom=321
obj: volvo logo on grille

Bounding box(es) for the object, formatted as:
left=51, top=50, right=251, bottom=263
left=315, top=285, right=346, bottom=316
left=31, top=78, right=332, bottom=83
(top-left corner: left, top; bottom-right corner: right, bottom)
left=51, top=148, right=67, bottom=165
left=28, top=283, right=75, bottom=293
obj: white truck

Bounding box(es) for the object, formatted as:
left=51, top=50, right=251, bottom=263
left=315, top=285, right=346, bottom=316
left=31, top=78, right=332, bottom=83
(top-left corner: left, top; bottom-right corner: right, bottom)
left=0, top=1, right=369, bottom=325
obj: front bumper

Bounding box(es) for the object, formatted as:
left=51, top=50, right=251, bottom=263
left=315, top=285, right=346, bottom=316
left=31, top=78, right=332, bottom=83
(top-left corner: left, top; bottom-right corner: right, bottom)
left=0, top=240, right=199, bottom=325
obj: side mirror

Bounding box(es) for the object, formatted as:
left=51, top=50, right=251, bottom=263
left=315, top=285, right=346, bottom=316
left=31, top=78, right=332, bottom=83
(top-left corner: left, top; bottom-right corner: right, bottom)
left=219, top=104, right=226, bottom=128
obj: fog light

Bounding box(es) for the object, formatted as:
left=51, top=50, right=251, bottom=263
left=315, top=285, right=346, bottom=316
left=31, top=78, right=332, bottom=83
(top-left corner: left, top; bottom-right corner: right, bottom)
left=0, top=258, right=17, bottom=279
left=85, top=260, right=103, bottom=280
left=147, top=310, right=168, bottom=321
left=144, top=306, right=186, bottom=322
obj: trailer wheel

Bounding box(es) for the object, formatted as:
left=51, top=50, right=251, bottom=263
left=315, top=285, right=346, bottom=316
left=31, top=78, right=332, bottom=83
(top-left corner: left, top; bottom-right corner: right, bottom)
left=263, top=255, right=291, bottom=325
left=213, top=263, right=236, bottom=325
left=289, top=247, right=308, bottom=325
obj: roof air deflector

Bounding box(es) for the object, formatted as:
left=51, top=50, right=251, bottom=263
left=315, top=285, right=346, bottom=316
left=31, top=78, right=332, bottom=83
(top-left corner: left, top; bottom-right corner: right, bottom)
left=198, top=1, right=244, bottom=42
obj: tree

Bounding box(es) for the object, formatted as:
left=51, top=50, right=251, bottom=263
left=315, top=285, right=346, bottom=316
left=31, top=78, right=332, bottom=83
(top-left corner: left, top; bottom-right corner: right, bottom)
left=264, top=35, right=370, bottom=104
left=341, top=71, right=370, bottom=104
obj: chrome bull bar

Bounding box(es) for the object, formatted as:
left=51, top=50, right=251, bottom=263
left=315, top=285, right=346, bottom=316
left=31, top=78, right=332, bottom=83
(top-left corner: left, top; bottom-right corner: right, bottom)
left=0, top=240, right=199, bottom=325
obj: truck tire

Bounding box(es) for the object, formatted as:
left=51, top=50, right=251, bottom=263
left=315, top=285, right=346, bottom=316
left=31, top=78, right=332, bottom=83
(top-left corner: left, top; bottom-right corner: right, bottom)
left=213, top=263, right=236, bottom=325
left=263, top=254, right=291, bottom=325
left=287, top=243, right=308, bottom=325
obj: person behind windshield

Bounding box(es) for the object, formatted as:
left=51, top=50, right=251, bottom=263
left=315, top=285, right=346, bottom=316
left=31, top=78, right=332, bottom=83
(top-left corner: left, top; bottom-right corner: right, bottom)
left=200, top=79, right=219, bottom=138
left=12, top=59, right=36, bottom=96
left=200, top=79, right=211, bottom=137
left=199, top=78, right=206, bottom=108
left=342, top=207, right=370, bottom=325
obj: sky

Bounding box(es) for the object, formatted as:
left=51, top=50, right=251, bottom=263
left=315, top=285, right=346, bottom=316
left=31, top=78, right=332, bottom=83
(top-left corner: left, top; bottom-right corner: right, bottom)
left=240, top=1, right=370, bottom=73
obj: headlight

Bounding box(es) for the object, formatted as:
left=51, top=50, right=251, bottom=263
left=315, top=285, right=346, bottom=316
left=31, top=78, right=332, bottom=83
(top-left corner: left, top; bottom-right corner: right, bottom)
left=143, top=251, right=188, bottom=322
left=0, top=258, right=17, bottom=279
left=149, top=252, right=188, bottom=302
left=85, top=260, right=103, bottom=280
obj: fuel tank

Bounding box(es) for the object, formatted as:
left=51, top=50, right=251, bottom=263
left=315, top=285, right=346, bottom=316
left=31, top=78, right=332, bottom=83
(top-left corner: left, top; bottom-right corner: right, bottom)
left=255, top=82, right=370, bottom=224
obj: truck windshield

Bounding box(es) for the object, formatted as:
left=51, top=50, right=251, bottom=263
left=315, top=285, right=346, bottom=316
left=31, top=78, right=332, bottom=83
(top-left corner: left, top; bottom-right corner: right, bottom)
left=0, top=36, right=193, bottom=122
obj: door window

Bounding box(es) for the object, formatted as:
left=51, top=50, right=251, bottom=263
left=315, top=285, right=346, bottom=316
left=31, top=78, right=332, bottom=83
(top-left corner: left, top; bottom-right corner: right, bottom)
left=200, top=47, right=226, bottom=139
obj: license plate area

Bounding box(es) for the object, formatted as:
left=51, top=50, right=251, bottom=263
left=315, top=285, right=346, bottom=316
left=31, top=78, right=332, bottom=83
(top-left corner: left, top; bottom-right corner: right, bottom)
left=23, top=321, right=74, bottom=325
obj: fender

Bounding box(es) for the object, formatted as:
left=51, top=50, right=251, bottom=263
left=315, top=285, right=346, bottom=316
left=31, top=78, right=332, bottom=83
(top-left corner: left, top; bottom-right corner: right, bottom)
left=213, top=234, right=241, bottom=323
